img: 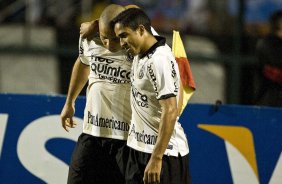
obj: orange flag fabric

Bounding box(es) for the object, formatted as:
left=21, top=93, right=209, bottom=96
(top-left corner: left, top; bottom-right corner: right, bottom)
left=172, top=30, right=196, bottom=114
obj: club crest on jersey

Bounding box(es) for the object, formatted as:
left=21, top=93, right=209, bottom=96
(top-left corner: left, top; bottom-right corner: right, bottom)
left=138, top=65, right=145, bottom=79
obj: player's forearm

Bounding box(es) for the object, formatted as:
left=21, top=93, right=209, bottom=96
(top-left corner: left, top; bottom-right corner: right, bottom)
left=151, top=99, right=178, bottom=160
left=65, top=57, right=89, bottom=105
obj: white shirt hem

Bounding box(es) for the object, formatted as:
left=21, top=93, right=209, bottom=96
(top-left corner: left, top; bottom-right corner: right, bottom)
left=82, top=130, right=128, bottom=140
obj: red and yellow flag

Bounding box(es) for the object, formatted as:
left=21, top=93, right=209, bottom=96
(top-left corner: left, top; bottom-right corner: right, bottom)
left=172, top=31, right=196, bottom=115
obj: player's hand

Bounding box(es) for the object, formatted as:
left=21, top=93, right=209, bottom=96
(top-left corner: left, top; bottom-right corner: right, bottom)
left=143, top=157, right=162, bottom=184
left=60, top=103, right=77, bottom=132
left=80, top=19, right=99, bottom=40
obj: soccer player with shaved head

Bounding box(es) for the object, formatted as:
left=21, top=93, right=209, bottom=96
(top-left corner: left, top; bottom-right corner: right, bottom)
left=61, top=4, right=132, bottom=183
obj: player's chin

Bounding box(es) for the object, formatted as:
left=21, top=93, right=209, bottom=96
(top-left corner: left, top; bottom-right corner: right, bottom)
left=127, top=48, right=137, bottom=56
left=109, top=45, right=123, bottom=53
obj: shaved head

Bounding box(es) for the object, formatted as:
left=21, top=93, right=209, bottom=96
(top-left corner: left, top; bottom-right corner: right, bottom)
left=98, top=4, right=125, bottom=52
left=98, top=4, right=144, bottom=52
left=125, top=4, right=140, bottom=9
left=99, top=4, right=125, bottom=30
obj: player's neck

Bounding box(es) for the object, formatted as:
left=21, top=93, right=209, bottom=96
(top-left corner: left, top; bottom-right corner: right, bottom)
left=140, top=34, right=157, bottom=55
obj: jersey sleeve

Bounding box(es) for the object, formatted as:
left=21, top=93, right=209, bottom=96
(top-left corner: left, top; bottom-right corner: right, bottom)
left=78, top=36, right=90, bottom=65
left=147, top=54, right=179, bottom=100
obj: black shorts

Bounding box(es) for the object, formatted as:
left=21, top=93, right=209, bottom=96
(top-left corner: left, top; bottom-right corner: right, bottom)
left=125, top=148, right=191, bottom=184
left=67, top=133, right=129, bottom=184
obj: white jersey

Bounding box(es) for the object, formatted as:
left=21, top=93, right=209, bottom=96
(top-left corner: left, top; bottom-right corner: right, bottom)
left=79, top=36, right=132, bottom=140
left=127, top=36, right=189, bottom=156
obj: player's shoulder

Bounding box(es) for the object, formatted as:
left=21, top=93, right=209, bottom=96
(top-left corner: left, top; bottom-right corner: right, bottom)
left=151, top=45, right=174, bottom=62
left=80, top=36, right=104, bottom=49
left=156, top=44, right=173, bottom=55
left=141, top=36, right=174, bottom=65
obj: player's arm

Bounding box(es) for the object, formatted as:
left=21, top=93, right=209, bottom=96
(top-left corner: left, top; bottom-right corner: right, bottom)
left=60, top=57, right=89, bottom=132
left=80, top=19, right=99, bottom=40
left=143, top=96, right=178, bottom=184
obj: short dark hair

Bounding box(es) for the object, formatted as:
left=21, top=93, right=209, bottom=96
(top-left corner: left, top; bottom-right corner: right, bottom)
left=269, top=10, right=282, bottom=32
left=111, top=8, right=152, bottom=34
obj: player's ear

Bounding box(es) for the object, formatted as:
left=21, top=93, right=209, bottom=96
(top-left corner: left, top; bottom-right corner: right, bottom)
left=138, top=25, right=146, bottom=36
left=93, top=19, right=99, bottom=32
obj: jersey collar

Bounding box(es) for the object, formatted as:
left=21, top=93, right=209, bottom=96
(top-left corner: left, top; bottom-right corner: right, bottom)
left=139, top=36, right=166, bottom=59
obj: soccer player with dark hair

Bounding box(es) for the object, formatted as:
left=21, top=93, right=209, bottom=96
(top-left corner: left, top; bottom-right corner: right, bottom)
left=112, top=8, right=191, bottom=184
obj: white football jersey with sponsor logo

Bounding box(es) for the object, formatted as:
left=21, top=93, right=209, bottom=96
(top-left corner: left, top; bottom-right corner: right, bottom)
left=79, top=36, right=132, bottom=140
left=127, top=36, right=189, bottom=156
